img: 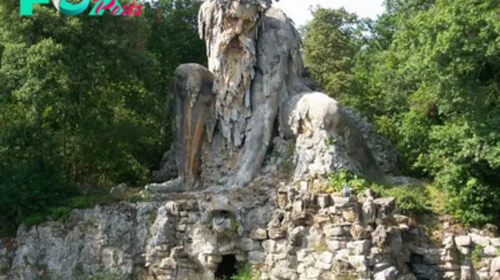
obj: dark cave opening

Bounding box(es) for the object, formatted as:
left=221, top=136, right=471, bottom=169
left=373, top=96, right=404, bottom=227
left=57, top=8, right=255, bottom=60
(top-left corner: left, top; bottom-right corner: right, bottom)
left=214, top=254, right=237, bottom=280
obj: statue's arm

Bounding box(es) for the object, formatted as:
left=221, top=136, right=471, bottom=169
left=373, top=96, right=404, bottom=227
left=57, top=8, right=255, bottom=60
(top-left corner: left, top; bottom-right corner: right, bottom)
left=228, top=20, right=292, bottom=187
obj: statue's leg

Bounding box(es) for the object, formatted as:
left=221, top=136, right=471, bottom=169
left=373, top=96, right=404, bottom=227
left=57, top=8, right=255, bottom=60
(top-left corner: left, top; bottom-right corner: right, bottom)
left=226, top=72, right=279, bottom=188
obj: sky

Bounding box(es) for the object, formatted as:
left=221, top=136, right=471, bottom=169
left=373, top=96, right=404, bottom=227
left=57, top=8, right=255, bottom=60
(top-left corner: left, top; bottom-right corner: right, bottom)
left=273, top=0, right=385, bottom=27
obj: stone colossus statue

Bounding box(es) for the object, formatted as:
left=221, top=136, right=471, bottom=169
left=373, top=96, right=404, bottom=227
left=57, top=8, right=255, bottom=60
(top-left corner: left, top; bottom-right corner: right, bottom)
left=147, top=0, right=391, bottom=193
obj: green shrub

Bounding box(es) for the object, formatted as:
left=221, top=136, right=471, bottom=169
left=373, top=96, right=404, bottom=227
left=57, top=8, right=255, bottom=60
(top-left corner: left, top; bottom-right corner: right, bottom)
left=325, top=169, right=368, bottom=193
left=376, top=185, right=430, bottom=216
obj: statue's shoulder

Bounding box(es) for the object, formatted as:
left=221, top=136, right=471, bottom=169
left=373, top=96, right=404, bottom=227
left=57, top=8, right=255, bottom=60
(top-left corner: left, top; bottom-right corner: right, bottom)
left=261, top=7, right=297, bottom=32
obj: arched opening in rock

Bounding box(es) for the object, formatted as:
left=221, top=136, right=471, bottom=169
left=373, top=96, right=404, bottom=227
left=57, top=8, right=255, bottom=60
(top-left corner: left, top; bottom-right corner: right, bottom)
left=214, top=254, right=237, bottom=279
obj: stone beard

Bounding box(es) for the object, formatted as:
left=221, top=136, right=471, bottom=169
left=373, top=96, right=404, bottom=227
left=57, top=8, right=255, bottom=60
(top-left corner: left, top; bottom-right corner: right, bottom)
left=201, top=1, right=260, bottom=149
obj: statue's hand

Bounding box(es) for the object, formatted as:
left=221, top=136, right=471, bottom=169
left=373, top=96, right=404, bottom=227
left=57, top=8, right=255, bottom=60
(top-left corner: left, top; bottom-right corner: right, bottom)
left=145, top=177, right=185, bottom=193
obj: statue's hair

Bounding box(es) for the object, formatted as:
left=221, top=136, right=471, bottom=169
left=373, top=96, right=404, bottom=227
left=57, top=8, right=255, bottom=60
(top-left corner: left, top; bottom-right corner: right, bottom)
left=214, top=0, right=278, bottom=12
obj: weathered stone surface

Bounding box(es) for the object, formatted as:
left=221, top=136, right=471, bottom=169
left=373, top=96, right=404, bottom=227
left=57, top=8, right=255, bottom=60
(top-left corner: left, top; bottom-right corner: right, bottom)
left=460, top=266, right=472, bottom=280
left=348, top=240, right=371, bottom=255
left=248, top=251, right=266, bottom=264
left=484, top=245, right=498, bottom=257
left=239, top=238, right=261, bottom=251
left=323, top=225, right=344, bottom=237
left=350, top=224, right=369, bottom=240
left=372, top=225, right=387, bottom=247
left=491, top=257, right=500, bottom=272
left=315, top=252, right=333, bottom=270
left=348, top=256, right=368, bottom=272
left=471, top=233, right=490, bottom=247
left=455, top=235, right=472, bottom=247
left=490, top=238, right=500, bottom=247
left=250, top=228, right=268, bottom=240
left=270, top=267, right=298, bottom=280
left=374, top=266, right=398, bottom=280
left=362, top=198, right=376, bottom=225
left=374, top=198, right=396, bottom=217
left=268, top=228, right=287, bottom=240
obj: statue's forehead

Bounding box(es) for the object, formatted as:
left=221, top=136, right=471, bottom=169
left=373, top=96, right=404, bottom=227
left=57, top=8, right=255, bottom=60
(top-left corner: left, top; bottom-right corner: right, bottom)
left=227, top=1, right=259, bottom=19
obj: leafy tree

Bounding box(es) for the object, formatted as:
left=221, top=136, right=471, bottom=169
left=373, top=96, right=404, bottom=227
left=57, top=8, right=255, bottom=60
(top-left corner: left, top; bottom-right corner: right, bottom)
left=301, top=7, right=362, bottom=99
left=0, top=0, right=206, bottom=231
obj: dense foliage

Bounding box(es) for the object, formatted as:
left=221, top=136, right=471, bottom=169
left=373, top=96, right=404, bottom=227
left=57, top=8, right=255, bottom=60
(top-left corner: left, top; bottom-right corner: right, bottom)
left=303, top=0, right=500, bottom=225
left=0, top=0, right=205, bottom=232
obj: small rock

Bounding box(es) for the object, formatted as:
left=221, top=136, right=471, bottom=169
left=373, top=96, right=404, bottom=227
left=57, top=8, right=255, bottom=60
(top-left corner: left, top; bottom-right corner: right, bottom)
left=316, top=252, right=333, bottom=270
left=372, top=225, right=387, bottom=247
left=482, top=223, right=498, bottom=237
left=491, top=238, right=500, bottom=247
left=348, top=240, right=371, bottom=255
left=316, top=195, right=332, bottom=209
left=268, top=228, right=287, bottom=240
left=484, top=245, right=498, bottom=257
left=455, top=235, right=472, bottom=247
left=299, top=181, right=308, bottom=192
left=239, top=238, right=261, bottom=251
left=248, top=251, right=266, bottom=264
left=318, top=251, right=333, bottom=264
left=276, top=192, right=288, bottom=209
left=373, top=197, right=396, bottom=217
left=250, top=228, right=268, bottom=240
left=373, top=262, right=391, bottom=273
left=270, top=267, right=298, bottom=280
left=323, top=225, right=344, bottom=237
left=491, top=257, right=500, bottom=272
left=342, top=207, right=359, bottom=222
left=423, top=249, right=443, bottom=265
left=442, top=234, right=455, bottom=249
left=327, top=240, right=347, bottom=251
left=262, top=240, right=277, bottom=253
left=442, top=270, right=460, bottom=280
left=332, top=197, right=352, bottom=208
left=362, top=198, right=376, bottom=224
left=374, top=266, right=398, bottom=280
left=460, top=266, right=472, bottom=280
left=350, top=224, right=369, bottom=240
left=471, top=233, right=490, bottom=247
left=348, top=255, right=367, bottom=272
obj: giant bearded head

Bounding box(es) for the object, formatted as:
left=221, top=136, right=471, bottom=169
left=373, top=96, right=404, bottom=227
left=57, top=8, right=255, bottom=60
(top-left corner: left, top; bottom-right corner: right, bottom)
left=198, top=0, right=273, bottom=146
